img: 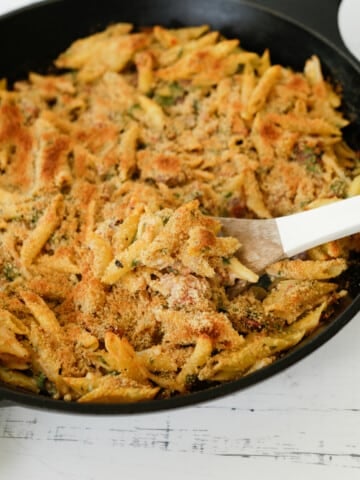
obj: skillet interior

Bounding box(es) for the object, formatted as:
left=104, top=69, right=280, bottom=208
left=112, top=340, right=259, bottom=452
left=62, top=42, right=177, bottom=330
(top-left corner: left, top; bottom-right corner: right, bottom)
left=0, top=0, right=360, bottom=414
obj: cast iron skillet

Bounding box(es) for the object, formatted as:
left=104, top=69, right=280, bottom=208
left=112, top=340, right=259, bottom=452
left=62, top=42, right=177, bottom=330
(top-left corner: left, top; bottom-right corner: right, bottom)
left=1, top=0, right=360, bottom=414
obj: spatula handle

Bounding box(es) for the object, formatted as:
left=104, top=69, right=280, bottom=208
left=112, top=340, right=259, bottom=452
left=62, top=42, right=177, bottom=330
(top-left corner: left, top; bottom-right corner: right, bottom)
left=275, top=196, right=360, bottom=257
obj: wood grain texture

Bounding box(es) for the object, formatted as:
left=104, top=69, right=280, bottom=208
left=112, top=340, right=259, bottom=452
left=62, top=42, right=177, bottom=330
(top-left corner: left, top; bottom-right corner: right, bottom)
left=1, top=310, right=360, bottom=480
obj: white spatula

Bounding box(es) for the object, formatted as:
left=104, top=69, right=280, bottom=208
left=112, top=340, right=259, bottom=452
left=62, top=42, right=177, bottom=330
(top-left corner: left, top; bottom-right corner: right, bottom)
left=218, top=196, right=360, bottom=273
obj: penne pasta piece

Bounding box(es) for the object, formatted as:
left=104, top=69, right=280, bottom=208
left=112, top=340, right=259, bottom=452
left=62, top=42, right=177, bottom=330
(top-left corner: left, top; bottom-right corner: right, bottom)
left=20, top=195, right=63, bottom=268
left=0, top=324, right=29, bottom=359
left=117, top=123, right=140, bottom=180
left=199, top=302, right=326, bottom=382
left=266, top=258, right=347, bottom=280
left=87, top=233, right=113, bottom=279
left=20, top=291, right=61, bottom=334
left=348, top=175, right=360, bottom=196
left=245, top=65, right=282, bottom=117
left=137, top=94, right=166, bottom=131
left=135, top=51, right=154, bottom=94
left=104, top=332, right=149, bottom=382
left=35, top=253, right=81, bottom=275
left=0, top=367, right=38, bottom=393
left=176, top=335, right=212, bottom=391
left=228, top=257, right=259, bottom=283
left=78, top=382, right=159, bottom=403
left=304, top=55, right=324, bottom=85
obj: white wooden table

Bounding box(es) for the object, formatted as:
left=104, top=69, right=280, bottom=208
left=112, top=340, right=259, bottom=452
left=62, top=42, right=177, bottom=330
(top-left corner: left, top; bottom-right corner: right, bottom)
left=1, top=2, right=360, bottom=479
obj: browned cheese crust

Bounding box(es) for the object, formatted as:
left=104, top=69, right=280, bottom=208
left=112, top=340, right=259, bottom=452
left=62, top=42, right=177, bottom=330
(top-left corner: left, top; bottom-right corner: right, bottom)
left=0, top=24, right=359, bottom=402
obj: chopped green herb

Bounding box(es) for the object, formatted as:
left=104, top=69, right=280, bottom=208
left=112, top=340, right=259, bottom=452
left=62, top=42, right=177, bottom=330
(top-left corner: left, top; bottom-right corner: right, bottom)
left=154, top=95, right=177, bottom=107
left=246, top=307, right=261, bottom=320
left=128, top=103, right=141, bottom=117
left=330, top=178, right=347, bottom=197
left=167, top=267, right=179, bottom=275
left=154, top=82, right=184, bottom=107
left=36, top=372, right=47, bottom=390
left=131, top=259, right=140, bottom=268
left=185, top=374, right=198, bottom=388
left=30, top=209, right=42, bottom=227
left=11, top=214, right=25, bottom=223
left=189, top=191, right=202, bottom=200
left=169, top=82, right=184, bottom=97
left=192, top=99, right=200, bottom=114
left=301, top=146, right=322, bottom=174
left=222, top=257, right=231, bottom=265
left=101, top=172, right=115, bottom=181
left=3, top=263, right=20, bottom=282
left=199, top=207, right=211, bottom=215
left=305, top=158, right=321, bottom=174
left=99, top=356, right=108, bottom=365
left=176, top=47, right=184, bottom=60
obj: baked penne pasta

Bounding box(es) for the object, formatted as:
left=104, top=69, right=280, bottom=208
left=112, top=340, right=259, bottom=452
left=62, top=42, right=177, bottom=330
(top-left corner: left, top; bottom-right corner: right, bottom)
left=0, top=23, right=358, bottom=403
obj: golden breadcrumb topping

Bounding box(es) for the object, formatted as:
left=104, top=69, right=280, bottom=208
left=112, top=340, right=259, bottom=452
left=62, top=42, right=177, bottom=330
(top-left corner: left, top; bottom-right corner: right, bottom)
left=0, top=24, right=359, bottom=403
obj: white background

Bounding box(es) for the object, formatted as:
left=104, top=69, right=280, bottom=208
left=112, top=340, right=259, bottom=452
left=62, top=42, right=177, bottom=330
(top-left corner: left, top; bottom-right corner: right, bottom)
left=338, top=0, right=360, bottom=61
left=1, top=1, right=360, bottom=479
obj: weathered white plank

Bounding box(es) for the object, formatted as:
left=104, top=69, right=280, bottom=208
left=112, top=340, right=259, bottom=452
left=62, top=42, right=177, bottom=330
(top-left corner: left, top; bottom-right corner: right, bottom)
left=1, top=310, right=360, bottom=479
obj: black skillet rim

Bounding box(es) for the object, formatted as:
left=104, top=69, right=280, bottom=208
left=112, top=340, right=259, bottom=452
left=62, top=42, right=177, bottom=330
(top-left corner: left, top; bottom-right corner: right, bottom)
left=0, top=0, right=359, bottom=414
